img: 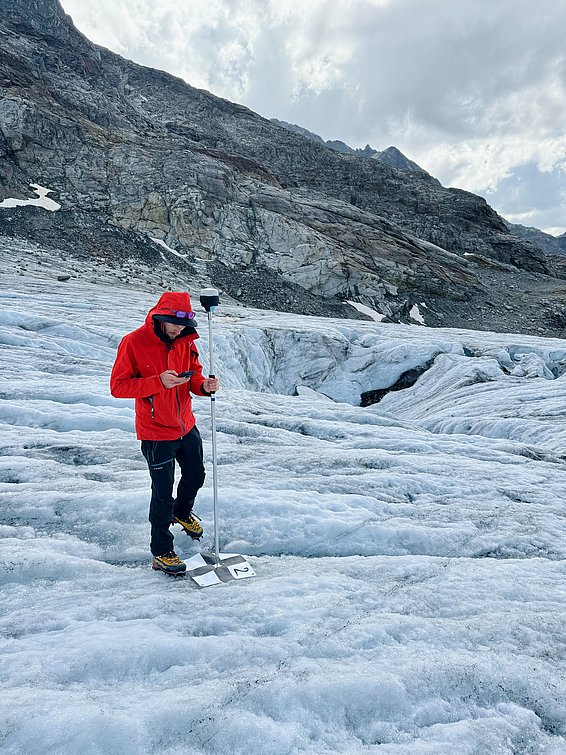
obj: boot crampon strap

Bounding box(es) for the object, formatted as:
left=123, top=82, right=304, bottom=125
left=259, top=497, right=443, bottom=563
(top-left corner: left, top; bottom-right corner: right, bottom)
left=173, top=512, right=203, bottom=540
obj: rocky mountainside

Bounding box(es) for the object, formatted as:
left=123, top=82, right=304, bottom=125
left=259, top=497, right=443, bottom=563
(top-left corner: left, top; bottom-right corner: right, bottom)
left=270, top=120, right=437, bottom=179
left=505, top=221, right=566, bottom=258
left=1, top=0, right=565, bottom=336
left=270, top=119, right=379, bottom=158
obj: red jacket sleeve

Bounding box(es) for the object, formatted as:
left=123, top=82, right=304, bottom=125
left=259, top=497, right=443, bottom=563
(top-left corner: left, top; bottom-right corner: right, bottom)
left=188, top=345, right=210, bottom=396
left=110, top=336, right=165, bottom=399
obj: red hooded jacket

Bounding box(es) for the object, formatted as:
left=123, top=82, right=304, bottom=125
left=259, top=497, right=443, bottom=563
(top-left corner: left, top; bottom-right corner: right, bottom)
left=110, top=292, right=209, bottom=440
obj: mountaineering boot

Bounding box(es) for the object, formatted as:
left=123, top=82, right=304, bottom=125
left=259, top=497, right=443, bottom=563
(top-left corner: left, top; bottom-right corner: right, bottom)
left=173, top=512, right=203, bottom=540
left=152, top=551, right=187, bottom=576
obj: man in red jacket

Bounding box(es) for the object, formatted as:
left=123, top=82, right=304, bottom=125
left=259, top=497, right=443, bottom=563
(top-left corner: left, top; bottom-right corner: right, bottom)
left=110, top=291, right=220, bottom=576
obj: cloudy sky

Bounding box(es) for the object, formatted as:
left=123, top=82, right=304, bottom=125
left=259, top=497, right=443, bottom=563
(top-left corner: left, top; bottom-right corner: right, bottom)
left=60, top=0, right=566, bottom=235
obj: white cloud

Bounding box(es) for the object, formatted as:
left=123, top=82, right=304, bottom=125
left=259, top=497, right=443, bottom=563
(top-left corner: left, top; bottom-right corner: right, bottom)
left=60, top=0, right=566, bottom=233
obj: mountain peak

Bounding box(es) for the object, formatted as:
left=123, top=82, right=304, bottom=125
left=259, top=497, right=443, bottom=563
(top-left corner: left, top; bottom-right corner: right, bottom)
left=4, top=0, right=84, bottom=44
left=268, top=120, right=435, bottom=178
left=375, top=146, right=433, bottom=177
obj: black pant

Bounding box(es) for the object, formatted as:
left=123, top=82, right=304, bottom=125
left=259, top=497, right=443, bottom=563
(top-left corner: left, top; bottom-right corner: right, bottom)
left=141, top=426, right=205, bottom=556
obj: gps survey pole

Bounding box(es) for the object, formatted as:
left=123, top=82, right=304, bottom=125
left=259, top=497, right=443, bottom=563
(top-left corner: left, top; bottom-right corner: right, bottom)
left=185, top=288, right=256, bottom=587
left=200, top=287, right=221, bottom=563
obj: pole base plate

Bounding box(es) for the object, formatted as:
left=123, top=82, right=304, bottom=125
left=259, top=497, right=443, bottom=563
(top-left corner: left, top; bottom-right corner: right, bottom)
left=185, top=551, right=256, bottom=587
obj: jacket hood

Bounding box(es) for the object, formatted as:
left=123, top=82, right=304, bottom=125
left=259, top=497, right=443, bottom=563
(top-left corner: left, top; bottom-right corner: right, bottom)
left=145, top=291, right=199, bottom=336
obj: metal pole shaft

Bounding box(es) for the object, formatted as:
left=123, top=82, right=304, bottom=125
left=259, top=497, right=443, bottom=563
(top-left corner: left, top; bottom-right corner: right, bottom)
left=208, top=311, right=220, bottom=563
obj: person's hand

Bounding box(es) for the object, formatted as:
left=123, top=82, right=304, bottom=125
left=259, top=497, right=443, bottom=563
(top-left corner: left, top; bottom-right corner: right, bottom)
left=159, top=370, right=191, bottom=388
left=203, top=377, right=220, bottom=393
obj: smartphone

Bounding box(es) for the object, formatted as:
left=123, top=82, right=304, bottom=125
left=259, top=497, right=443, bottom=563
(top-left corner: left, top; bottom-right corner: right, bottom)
left=177, top=370, right=195, bottom=378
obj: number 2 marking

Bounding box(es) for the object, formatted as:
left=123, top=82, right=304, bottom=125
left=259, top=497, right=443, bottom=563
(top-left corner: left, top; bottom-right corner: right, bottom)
left=233, top=566, right=250, bottom=575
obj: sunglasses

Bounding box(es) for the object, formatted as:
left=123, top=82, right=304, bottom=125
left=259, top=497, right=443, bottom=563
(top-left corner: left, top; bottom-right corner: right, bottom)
left=166, top=309, right=195, bottom=319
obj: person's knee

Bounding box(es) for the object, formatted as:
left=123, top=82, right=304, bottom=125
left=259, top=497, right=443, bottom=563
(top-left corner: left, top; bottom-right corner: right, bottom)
left=196, top=466, right=206, bottom=488
left=149, top=503, right=174, bottom=527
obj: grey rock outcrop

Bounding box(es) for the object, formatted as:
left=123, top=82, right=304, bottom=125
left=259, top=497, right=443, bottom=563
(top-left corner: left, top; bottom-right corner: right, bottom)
left=506, top=221, right=566, bottom=258
left=270, top=121, right=438, bottom=180
left=0, top=0, right=564, bottom=335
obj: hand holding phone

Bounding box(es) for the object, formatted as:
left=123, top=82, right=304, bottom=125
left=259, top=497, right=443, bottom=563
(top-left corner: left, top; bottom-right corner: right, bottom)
left=177, top=370, right=194, bottom=378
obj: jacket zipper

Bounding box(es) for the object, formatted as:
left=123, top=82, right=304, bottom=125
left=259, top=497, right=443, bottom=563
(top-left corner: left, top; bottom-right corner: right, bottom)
left=149, top=343, right=187, bottom=435
left=176, top=388, right=186, bottom=436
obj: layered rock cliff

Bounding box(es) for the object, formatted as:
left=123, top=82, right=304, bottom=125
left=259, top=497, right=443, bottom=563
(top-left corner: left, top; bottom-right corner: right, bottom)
left=1, top=0, right=564, bottom=335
